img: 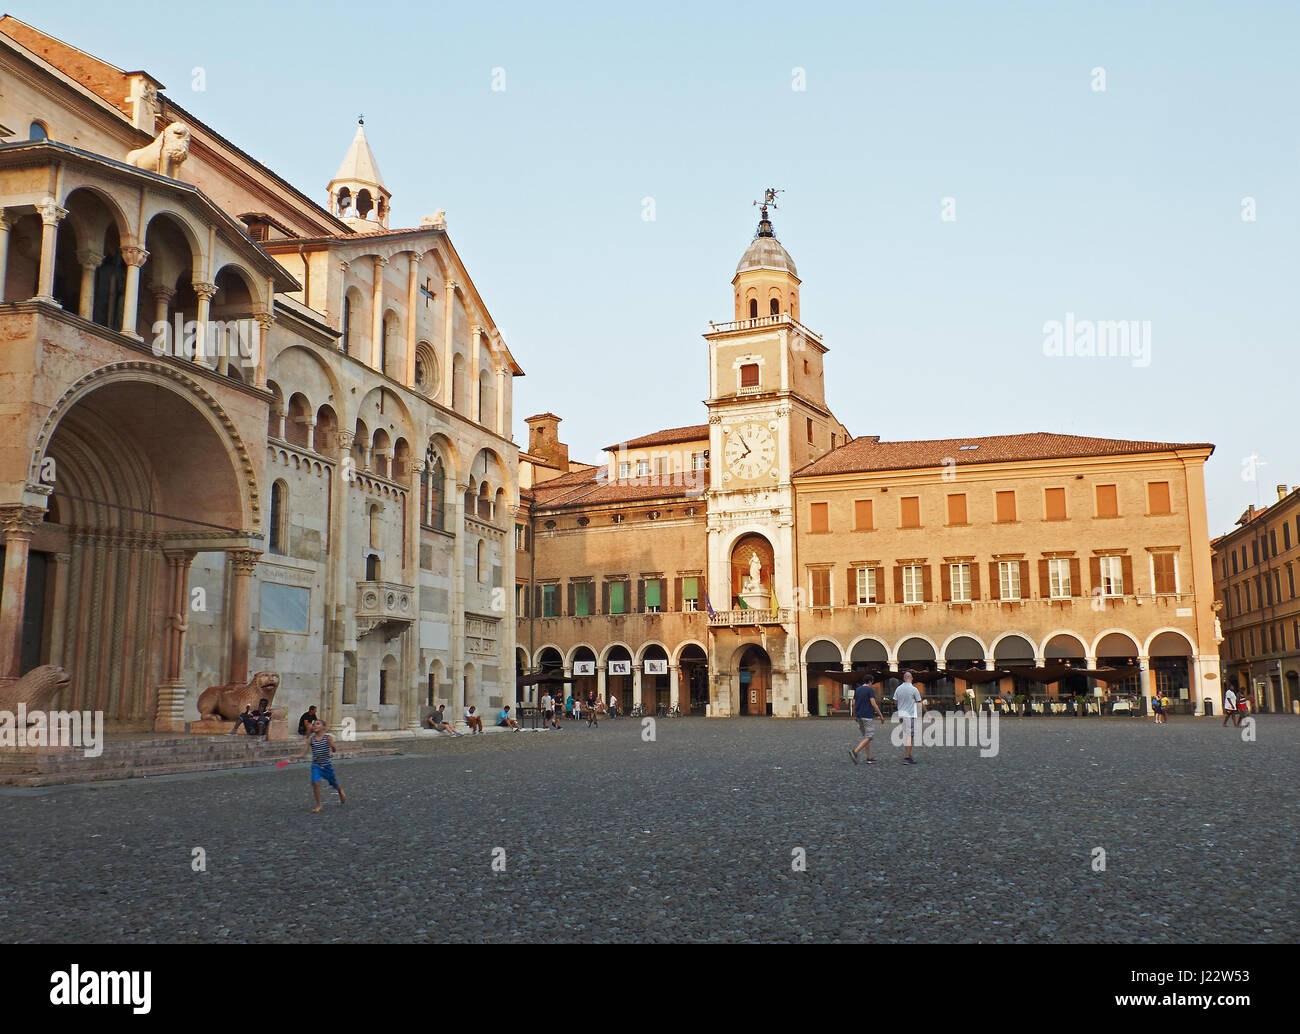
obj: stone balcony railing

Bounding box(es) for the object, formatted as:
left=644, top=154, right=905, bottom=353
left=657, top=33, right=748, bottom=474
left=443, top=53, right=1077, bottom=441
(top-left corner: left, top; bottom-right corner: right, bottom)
left=705, top=312, right=822, bottom=343
left=356, top=580, right=416, bottom=638
left=709, top=608, right=795, bottom=627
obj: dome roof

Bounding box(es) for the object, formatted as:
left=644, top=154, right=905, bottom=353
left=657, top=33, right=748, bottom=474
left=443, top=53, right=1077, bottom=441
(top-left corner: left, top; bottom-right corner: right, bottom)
left=735, top=232, right=797, bottom=277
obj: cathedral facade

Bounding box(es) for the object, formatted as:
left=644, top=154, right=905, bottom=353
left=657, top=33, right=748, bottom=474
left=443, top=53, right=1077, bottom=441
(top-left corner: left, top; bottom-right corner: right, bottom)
left=0, top=16, right=519, bottom=731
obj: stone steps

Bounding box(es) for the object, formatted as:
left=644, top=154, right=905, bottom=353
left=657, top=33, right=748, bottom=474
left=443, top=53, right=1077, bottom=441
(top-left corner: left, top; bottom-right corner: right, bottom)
left=0, top=736, right=404, bottom=787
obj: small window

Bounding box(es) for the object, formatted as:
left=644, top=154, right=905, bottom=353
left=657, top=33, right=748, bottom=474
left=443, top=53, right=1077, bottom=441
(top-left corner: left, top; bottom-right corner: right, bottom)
left=1048, top=558, right=1071, bottom=598
left=618, top=461, right=632, bottom=480
left=900, top=496, right=920, bottom=529
left=806, top=418, right=814, bottom=443
left=682, top=576, right=700, bottom=612
left=740, top=363, right=759, bottom=388
left=995, top=491, right=1017, bottom=523
left=902, top=565, right=924, bottom=604
left=609, top=581, right=627, bottom=615
left=854, top=499, right=874, bottom=531
left=1153, top=553, right=1177, bottom=594
left=29, top=121, right=49, bottom=140
left=949, top=562, right=971, bottom=603
left=645, top=579, right=662, bottom=612
left=636, top=460, right=650, bottom=478
left=1096, top=484, right=1119, bottom=518
left=1044, top=488, right=1067, bottom=520
left=770, top=298, right=780, bottom=315
left=1148, top=481, right=1172, bottom=515
left=810, top=502, right=829, bottom=533
left=810, top=569, right=831, bottom=608
left=749, top=299, right=758, bottom=318
left=854, top=567, right=877, bottom=605
left=574, top=582, right=594, bottom=617
left=946, top=493, right=967, bottom=525
left=541, top=584, right=558, bottom=617
left=1099, top=555, right=1124, bottom=596
left=998, top=561, right=1021, bottom=601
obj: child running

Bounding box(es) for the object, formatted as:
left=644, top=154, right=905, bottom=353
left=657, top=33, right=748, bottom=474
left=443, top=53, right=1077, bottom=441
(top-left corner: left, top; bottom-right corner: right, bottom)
left=296, top=718, right=346, bottom=812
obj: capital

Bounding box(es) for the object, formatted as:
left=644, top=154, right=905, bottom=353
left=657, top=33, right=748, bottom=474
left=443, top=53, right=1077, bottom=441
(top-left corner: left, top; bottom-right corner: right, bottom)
left=36, top=199, right=68, bottom=226
left=77, top=247, right=105, bottom=269
left=120, top=245, right=150, bottom=268
left=336, top=430, right=356, bottom=449
left=444, top=279, right=458, bottom=292
left=228, top=549, right=262, bottom=575
left=255, top=311, right=274, bottom=331
left=409, top=250, right=424, bottom=267
left=151, top=284, right=177, bottom=302
left=0, top=504, right=45, bottom=537
left=192, top=281, right=218, bottom=301
left=373, top=256, right=388, bottom=271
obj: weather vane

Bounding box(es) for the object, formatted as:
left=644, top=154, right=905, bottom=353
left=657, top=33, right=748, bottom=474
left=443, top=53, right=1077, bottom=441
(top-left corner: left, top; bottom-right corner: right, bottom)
left=752, top=187, right=782, bottom=214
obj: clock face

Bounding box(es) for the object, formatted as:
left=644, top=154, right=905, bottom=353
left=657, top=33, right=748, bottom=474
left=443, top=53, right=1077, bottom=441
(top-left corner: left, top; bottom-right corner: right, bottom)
left=724, top=422, right=777, bottom=481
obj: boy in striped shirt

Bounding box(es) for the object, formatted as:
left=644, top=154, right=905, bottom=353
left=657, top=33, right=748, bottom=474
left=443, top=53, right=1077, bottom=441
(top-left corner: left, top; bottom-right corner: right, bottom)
left=296, top=719, right=347, bottom=813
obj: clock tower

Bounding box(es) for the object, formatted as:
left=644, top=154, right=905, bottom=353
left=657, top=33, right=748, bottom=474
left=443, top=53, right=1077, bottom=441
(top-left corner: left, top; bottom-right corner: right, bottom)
left=704, top=192, right=848, bottom=717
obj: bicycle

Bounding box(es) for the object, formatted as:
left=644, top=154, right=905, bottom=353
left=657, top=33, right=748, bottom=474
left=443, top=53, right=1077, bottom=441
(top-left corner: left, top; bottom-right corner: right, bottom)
left=629, top=704, right=645, bottom=718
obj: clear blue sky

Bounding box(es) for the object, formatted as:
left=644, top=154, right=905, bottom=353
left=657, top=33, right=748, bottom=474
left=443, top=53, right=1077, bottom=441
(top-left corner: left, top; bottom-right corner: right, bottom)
left=27, top=0, right=1300, bottom=535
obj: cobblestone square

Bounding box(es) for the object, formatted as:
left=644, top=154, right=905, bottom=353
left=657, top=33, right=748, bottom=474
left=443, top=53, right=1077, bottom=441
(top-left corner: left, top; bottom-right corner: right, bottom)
left=2, top=716, right=1295, bottom=943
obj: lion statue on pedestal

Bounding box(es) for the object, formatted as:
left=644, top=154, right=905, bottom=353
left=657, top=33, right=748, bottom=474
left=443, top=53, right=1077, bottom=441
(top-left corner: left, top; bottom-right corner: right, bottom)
left=195, top=672, right=280, bottom=723
left=126, top=122, right=191, bottom=178
left=0, top=664, right=71, bottom=711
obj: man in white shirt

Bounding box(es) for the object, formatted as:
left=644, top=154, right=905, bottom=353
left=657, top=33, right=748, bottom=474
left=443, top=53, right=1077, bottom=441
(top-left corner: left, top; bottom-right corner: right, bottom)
left=1222, top=686, right=1238, bottom=727
left=464, top=705, right=483, bottom=734
left=541, top=693, right=554, bottom=730
left=893, top=671, right=922, bottom=765
left=609, top=693, right=619, bottom=718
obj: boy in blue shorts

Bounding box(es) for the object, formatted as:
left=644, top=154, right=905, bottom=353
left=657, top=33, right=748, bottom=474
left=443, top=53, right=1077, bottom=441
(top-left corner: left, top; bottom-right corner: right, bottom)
left=296, top=719, right=347, bottom=812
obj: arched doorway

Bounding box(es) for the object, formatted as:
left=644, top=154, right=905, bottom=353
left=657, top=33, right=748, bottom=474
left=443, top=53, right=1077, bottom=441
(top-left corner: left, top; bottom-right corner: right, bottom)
left=738, top=644, right=772, bottom=716
left=1044, top=633, right=1089, bottom=697
left=37, top=373, right=249, bottom=727
left=941, top=635, right=985, bottom=703
left=605, top=644, right=632, bottom=712
left=641, top=644, right=670, bottom=713
left=678, top=644, right=708, bottom=714
left=1147, top=631, right=1193, bottom=714
left=805, top=639, right=844, bottom=716
left=1096, top=632, right=1142, bottom=700
left=570, top=646, right=597, bottom=705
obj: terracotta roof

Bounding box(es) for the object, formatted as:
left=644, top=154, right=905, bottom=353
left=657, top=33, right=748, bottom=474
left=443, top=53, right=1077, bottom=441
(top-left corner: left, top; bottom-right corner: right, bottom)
left=527, top=464, right=704, bottom=509
left=0, top=16, right=139, bottom=116
left=796, top=432, right=1214, bottom=478
left=605, top=423, right=709, bottom=452
left=525, top=412, right=563, bottom=423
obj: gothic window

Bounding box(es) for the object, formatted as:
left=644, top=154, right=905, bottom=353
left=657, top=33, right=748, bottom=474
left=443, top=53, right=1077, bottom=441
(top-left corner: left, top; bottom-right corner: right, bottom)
left=270, top=480, right=288, bottom=554
left=770, top=298, right=780, bottom=315
left=342, top=295, right=352, bottom=354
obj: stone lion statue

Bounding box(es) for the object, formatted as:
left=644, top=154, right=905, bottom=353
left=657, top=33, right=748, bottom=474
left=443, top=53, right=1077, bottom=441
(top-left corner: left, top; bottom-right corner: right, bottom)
left=0, top=664, right=71, bottom=712
left=126, top=122, right=190, bottom=178
left=196, top=671, right=280, bottom=722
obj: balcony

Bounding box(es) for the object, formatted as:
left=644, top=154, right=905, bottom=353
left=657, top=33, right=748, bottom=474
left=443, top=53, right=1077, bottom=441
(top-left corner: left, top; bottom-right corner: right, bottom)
left=709, top=608, right=795, bottom=628
left=356, top=580, right=416, bottom=639
left=705, top=313, right=823, bottom=344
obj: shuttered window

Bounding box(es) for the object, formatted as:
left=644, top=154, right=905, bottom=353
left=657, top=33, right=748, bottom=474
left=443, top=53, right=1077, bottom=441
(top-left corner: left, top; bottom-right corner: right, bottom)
left=1148, top=481, right=1171, bottom=515
left=1044, top=488, right=1067, bottom=520
left=1048, top=558, right=1071, bottom=598
left=541, top=584, right=558, bottom=617
left=949, top=562, right=971, bottom=602
left=854, top=499, right=874, bottom=530
left=902, top=564, right=925, bottom=604
left=645, top=579, right=662, bottom=611
left=900, top=496, right=920, bottom=528
left=1152, top=553, right=1177, bottom=594
left=1099, top=555, right=1123, bottom=596
left=1096, top=484, right=1118, bottom=518
left=998, top=561, right=1021, bottom=601
left=947, top=494, right=967, bottom=525
left=740, top=363, right=759, bottom=387
left=810, top=502, right=829, bottom=533
left=574, top=581, right=593, bottom=616
left=995, top=491, right=1017, bottom=522
left=609, top=581, right=626, bottom=614
left=854, top=567, right=877, bottom=605
left=810, top=569, right=831, bottom=607
left=682, top=576, right=699, bottom=612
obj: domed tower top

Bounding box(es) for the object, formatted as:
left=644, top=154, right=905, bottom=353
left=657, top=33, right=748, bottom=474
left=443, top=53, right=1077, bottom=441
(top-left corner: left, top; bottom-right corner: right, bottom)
left=732, top=188, right=800, bottom=321
left=327, top=117, right=391, bottom=229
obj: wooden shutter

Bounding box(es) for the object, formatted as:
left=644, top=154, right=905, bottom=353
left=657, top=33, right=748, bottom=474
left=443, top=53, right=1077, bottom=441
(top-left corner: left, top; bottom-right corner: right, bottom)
left=637, top=578, right=646, bottom=613
left=901, top=497, right=920, bottom=528
left=893, top=565, right=904, bottom=604
left=970, top=563, right=981, bottom=601
left=873, top=567, right=884, bottom=604
left=674, top=576, right=682, bottom=611
left=1069, top=557, right=1082, bottom=596
left=602, top=581, right=610, bottom=614
left=811, top=502, right=829, bottom=533
left=922, top=564, right=933, bottom=602
left=855, top=499, right=873, bottom=530
left=848, top=567, right=857, bottom=604
left=947, top=494, right=967, bottom=525
left=1148, top=481, right=1171, bottom=514
left=996, top=491, right=1016, bottom=522
left=567, top=582, right=575, bottom=617
left=1038, top=559, right=1050, bottom=598
left=1045, top=488, right=1066, bottom=520
left=988, top=562, right=1000, bottom=601
left=941, top=563, right=952, bottom=602
left=1089, top=556, right=1102, bottom=592
left=533, top=585, right=542, bottom=617
left=1018, top=560, right=1029, bottom=597
left=1096, top=484, right=1117, bottom=517
left=1121, top=555, right=1134, bottom=594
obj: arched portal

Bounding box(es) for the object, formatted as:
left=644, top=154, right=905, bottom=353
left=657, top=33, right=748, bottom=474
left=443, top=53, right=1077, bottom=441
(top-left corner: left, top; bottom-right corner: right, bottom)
left=1148, top=630, right=1193, bottom=713
left=738, top=644, right=772, bottom=716
left=641, top=643, right=670, bottom=713
left=678, top=643, right=708, bottom=714
left=729, top=533, right=775, bottom=610
left=38, top=374, right=248, bottom=726
left=804, top=638, right=844, bottom=716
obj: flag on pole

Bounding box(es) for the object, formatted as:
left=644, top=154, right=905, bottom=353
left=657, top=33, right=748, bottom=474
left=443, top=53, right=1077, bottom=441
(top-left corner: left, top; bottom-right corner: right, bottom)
left=705, top=593, right=715, bottom=618
left=736, top=596, right=750, bottom=610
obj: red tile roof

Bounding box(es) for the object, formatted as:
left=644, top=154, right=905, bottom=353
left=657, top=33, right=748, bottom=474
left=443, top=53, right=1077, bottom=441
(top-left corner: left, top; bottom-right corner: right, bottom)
left=796, top=432, right=1214, bottom=477
left=527, top=464, right=704, bottom=509
left=605, top=423, right=710, bottom=452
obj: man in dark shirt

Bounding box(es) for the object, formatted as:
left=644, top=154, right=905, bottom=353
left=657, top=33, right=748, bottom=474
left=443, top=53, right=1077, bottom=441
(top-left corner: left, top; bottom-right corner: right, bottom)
left=848, top=676, right=885, bottom=765
left=297, top=705, right=319, bottom=736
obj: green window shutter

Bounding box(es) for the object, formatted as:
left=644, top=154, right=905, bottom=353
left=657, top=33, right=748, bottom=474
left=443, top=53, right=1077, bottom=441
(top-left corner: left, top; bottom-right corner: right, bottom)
left=611, top=582, right=625, bottom=614
left=576, top=583, right=591, bottom=617
left=684, top=576, right=698, bottom=601
left=646, top=579, right=662, bottom=608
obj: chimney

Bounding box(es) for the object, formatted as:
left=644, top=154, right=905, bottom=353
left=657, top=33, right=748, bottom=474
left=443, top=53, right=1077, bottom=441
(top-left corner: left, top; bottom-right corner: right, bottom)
left=1277, top=484, right=1289, bottom=502
left=525, top=413, right=567, bottom=470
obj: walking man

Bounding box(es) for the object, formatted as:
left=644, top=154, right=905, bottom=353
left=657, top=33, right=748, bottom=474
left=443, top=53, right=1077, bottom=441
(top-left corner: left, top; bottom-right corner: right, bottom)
left=848, top=675, right=884, bottom=765
left=541, top=692, right=554, bottom=730
left=296, top=718, right=346, bottom=813
left=893, top=671, right=922, bottom=765
left=1222, top=684, right=1238, bottom=726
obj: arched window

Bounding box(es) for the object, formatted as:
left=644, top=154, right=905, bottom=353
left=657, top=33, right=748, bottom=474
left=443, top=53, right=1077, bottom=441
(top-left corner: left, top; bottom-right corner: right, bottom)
left=770, top=298, right=780, bottom=315
left=342, top=295, right=351, bottom=355
left=270, top=480, right=288, bottom=554
left=422, top=450, right=446, bottom=529
left=748, top=298, right=758, bottom=318
left=369, top=504, right=381, bottom=548
left=29, top=121, right=49, bottom=141
left=476, top=540, right=486, bottom=582
left=380, top=315, right=389, bottom=374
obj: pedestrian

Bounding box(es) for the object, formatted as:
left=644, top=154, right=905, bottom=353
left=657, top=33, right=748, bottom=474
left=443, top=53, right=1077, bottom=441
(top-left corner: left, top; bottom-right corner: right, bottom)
left=1222, top=685, right=1238, bottom=727
left=585, top=691, right=599, bottom=728
left=464, top=704, right=483, bottom=734
left=1161, top=692, right=1172, bottom=723
left=497, top=704, right=521, bottom=731
left=427, top=703, right=461, bottom=735
left=848, top=675, right=884, bottom=765
left=565, top=693, right=575, bottom=721
left=297, top=705, right=319, bottom=735
left=541, top=692, right=554, bottom=730
left=609, top=692, right=619, bottom=718
left=1238, top=690, right=1251, bottom=725
left=295, top=718, right=346, bottom=813
left=1150, top=690, right=1163, bottom=724
left=893, top=671, right=922, bottom=765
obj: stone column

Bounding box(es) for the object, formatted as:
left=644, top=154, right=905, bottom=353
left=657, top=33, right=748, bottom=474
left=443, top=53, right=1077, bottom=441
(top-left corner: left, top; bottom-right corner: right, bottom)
left=151, top=285, right=175, bottom=331
left=0, top=210, right=14, bottom=299
left=597, top=665, right=606, bottom=708
left=442, top=280, right=457, bottom=409
left=77, top=248, right=104, bottom=320
left=47, top=551, right=71, bottom=668
left=470, top=323, right=483, bottom=423
left=632, top=667, right=643, bottom=711
left=449, top=481, right=467, bottom=714
left=192, top=281, right=217, bottom=364
left=670, top=664, right=682, bottom=712
left=34, top=200, right=68, bottom=304
left=1137, top=655, right=1152, bottom=714
left=254, top=312, right=273, bottom=388
left=227, top=550, right=261, bottom=684
left=495, top=362, right=507, bottom=436
left=406, top=252, right=421, bottom=387
left=371, top=256, right=387, bottom=372
left=156, top=549, right=196, bottom=731
left=118, top=245, right=149, bottom=339
left=0, top=507, right=42, bottom=679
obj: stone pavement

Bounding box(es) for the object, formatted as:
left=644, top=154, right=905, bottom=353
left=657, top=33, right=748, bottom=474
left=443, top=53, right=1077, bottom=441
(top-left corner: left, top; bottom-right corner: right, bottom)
left=1, top=715, right=1295, bottom=943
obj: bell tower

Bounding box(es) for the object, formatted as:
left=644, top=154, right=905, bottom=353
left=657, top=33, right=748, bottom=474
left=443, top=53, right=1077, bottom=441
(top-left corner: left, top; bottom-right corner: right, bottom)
left=732, top=189, right=800, bottom=321
left=327, top=117, right=391, bottom=229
